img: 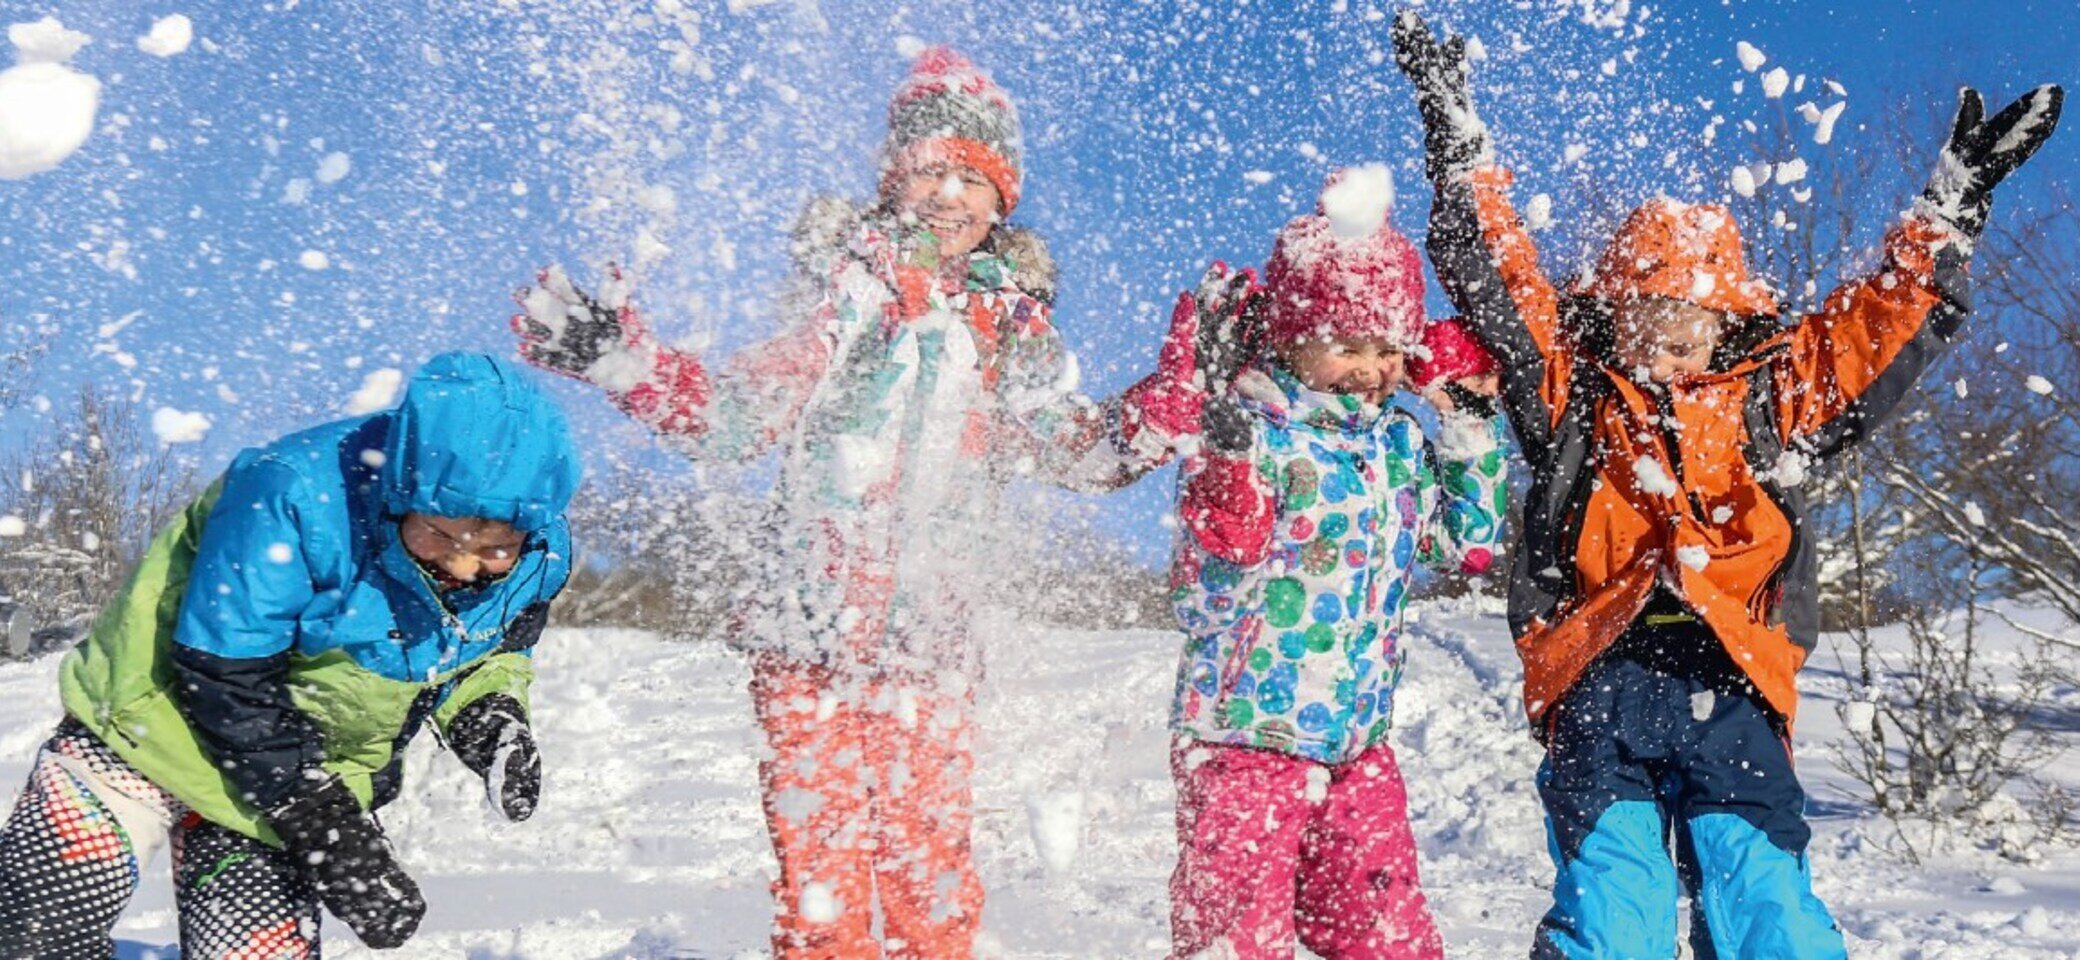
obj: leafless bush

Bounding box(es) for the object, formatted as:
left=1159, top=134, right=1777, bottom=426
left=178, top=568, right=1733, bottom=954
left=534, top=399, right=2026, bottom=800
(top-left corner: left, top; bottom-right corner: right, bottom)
left=0, top=386, right=194, bottom=655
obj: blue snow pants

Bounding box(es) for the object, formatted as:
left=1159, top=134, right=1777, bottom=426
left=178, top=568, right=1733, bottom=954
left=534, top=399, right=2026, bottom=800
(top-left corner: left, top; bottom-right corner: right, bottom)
left=1531, top=615, right=1847, bottom=960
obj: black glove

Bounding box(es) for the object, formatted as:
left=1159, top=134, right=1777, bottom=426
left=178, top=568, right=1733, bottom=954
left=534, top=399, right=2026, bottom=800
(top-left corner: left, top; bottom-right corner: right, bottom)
left=268, top=777, right=426, bottom=949
left=446, top=694, right=541, bottom=822
left=512, top=264, right=629, bottom=378
left=1920, top=84, right=2063, bottom=237
left=1441, top=380, right=1500, bottom=420
left=1390, top=11, right=1495, bottom=183
left=1192, top=264, right=1265, bottom=401
left=1188, top=263, right=1263, bottom=456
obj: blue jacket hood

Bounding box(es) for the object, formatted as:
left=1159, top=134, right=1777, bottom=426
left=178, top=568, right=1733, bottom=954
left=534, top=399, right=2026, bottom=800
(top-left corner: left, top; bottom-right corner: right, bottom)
left=380, top=352, right=581, bottom=533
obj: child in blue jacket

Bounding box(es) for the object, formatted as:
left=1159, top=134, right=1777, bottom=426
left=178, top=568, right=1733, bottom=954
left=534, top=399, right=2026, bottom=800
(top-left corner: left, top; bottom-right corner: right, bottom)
left=0, top=353, right=580, bottom=955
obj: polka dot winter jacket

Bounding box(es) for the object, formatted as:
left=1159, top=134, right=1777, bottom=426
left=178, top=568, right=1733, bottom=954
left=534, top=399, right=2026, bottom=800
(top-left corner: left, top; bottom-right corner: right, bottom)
left=1168, top=363, right=1509, bottom=763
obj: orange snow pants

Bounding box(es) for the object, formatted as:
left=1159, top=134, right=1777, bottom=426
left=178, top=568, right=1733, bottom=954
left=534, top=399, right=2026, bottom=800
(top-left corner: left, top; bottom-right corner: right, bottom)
left=751, top=656, right=985, bottom=959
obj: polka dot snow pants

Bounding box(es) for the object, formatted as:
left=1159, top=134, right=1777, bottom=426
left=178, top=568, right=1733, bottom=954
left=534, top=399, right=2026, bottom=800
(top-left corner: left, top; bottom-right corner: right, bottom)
left=0, top=721, right=320, bottom=960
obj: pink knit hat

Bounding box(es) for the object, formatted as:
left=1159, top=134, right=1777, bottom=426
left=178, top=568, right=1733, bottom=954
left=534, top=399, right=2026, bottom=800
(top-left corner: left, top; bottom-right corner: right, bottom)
left=1261, top=167, right=1427, bottom=348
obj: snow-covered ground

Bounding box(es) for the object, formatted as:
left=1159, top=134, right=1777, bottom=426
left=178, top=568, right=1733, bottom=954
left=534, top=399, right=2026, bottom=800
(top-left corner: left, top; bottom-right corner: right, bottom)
left=3, top=600, right=2077, bottom=958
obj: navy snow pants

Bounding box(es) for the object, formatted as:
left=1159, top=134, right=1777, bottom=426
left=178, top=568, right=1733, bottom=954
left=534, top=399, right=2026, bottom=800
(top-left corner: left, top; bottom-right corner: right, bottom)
left=1532, top=617, right=1847, bottom=960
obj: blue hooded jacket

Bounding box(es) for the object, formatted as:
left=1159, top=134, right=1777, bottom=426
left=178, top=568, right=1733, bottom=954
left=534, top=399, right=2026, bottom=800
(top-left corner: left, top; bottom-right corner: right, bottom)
left=128, top=353, right=583, bottom=819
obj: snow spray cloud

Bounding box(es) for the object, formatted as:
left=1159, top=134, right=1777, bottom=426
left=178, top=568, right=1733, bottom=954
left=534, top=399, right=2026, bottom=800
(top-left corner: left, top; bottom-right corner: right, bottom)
left=0, top=1, right=1859, bottom=572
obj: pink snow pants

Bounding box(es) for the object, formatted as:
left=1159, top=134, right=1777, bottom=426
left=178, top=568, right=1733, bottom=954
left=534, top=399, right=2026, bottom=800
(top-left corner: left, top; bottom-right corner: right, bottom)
left=1169, top=740, right=1445, bottom=960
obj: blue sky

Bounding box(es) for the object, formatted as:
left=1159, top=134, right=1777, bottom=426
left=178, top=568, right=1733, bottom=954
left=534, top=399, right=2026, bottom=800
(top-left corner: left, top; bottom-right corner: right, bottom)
left=2, top=0, right=2074, bottom=564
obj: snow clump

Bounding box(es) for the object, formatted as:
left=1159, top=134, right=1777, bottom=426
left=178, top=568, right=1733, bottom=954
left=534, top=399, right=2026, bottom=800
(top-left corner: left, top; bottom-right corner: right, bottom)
left=1320, top=164, right=1395, bottom=239
left=344, top=368, right=405, bottom=415
left=151, top=406, right=212, bottom=444
left=0, top=17, right=100, bottom=180
left=1735, top=41, right=1766, bottom=72
left=137, top=14, right=194, bottom=57
left=1632, top=456, right=1679, bottom=497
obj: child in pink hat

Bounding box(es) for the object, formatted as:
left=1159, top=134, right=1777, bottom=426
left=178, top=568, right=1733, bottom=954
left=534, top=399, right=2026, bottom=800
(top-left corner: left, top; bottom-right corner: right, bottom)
left=1164, top=167, right=1508, bottom=959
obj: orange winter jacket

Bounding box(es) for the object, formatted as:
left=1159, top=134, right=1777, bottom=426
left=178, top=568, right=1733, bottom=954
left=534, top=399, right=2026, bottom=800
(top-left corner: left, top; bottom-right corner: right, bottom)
left=1426, top=167, right=1972, bottom=729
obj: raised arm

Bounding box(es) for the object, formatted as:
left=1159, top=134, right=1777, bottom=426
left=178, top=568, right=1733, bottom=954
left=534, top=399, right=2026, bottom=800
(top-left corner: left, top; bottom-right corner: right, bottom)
left=1777, top=84, right=2062, bottom=457
left=1393, top=11, right=1573, bottom=452
left=1010, top=263, right=1263, bottom=493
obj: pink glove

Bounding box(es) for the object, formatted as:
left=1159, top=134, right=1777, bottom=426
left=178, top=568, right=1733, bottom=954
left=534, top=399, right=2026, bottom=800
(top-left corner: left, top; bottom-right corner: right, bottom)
left=1118, top=262, right=1262, bottom=453
left=511, top=264, right=712, bottom=435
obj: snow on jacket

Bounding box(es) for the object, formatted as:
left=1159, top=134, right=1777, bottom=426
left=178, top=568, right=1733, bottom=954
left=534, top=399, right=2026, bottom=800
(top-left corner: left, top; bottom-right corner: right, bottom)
left=1168, top=363, right=1509, bottom=763
left=607, top=204, right=1169, bottom=677
left=1424, top=166, right=1973, bottom=728
left=59, top=353, right=579, bottom=843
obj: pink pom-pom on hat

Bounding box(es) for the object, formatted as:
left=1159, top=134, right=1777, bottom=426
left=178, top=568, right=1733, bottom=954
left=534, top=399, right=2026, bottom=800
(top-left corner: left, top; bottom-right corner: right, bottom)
left=1261, top=166, right=1428, bottom=349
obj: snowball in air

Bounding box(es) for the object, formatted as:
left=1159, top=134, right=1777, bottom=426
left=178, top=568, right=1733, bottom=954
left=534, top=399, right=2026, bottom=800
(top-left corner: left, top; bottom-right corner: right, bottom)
left=0, top=18, right=99, bottom=180
left=1735, top=41, right=1766, bottom=73
left=151, top=407, right=212, bottom=444
left=1320, top=164, right=1394, bottom=238
left=1676, top=545, right=1711, bottom=572
left=1760, top=67, right=1790, bottom=99
left=298, top=249, right=330, bottom=271
left=1525, top=193, right=1555, bottom=231
left=344, top=367, right=404, bottom=415
left=0, top=514, right=24, bottom=537
left=315, top=151, right=351, bottom=184
left=9, top=17, right=89, bottom=63
left=266, top=543, right=294, bottom=564
left=137, top=14, right=194, bottom=57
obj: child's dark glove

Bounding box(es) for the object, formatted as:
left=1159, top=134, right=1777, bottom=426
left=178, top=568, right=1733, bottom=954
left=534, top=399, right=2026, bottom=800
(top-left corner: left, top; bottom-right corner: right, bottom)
left=1189, top=263, right=1262, bottom=456
left=446, top=694, right=542, bottom=823
left=1391, top=11, right=1495, bottom=183
left=1919, top=84, right=2064, bottom=238
left=1192, top=264, right=1264, bottom=400
left=1440, top=380, right=1500, bottom=420
left=512, top=264, right=635, bottom=380
left=268, top=776, right=426, bottom=949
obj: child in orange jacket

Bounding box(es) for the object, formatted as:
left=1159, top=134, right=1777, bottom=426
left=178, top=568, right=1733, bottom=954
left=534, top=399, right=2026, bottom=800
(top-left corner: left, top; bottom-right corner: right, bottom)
left=1394, top=12, right=2062, bottom=958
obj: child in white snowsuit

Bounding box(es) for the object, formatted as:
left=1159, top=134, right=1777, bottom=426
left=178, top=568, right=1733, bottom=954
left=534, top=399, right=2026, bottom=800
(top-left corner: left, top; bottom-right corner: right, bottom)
left=1164, top=170, right=1510, bottom=959
left=513, top=47, right=1222, bottom=959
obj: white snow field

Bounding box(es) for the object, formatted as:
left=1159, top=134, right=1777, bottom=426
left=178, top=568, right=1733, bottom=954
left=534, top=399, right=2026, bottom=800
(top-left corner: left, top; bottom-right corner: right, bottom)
left=3, top=600, right=2077, bottom=958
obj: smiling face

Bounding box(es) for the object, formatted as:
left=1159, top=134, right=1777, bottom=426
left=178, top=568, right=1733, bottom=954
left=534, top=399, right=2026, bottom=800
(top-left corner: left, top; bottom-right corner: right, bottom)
left=892, top=162, right=1001, bottom=259
left=400, top=513, right=527, bottom=587
left=1277, top=335, right=1409, bottom=406
left=1611, top=297, right=1728, bottom=384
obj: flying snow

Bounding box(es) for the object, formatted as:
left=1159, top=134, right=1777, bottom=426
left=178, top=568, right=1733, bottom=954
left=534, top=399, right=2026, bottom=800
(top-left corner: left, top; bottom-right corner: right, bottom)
left=315, top=151, right=352, bottom=184
left=1320, top=164, right=1395, bottom=238
left=150, top=406, right=212, bottom=444
left=1735, top=41, right=1767, bottom=73
left=0, top=17, right=100, bottom=180
left=1632, top=457, right=1679, bottom=497
left=137, top=14, right=194, bottom=57
left=1760, top=67, right=1789, bottom=99
left=344, top=367, right=405, bottom=415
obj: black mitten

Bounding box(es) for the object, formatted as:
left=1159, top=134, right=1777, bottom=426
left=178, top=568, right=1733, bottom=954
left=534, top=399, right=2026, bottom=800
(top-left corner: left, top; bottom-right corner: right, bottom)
left=512, top=264, right=630, bottom=378
left=268, top=777, right=426, bottom=949
left=446, top=694, right=541, bottom=823
left=1391, top=11, right=1495, bottom=183
left=1920, top=84, right=2064, bottom=237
